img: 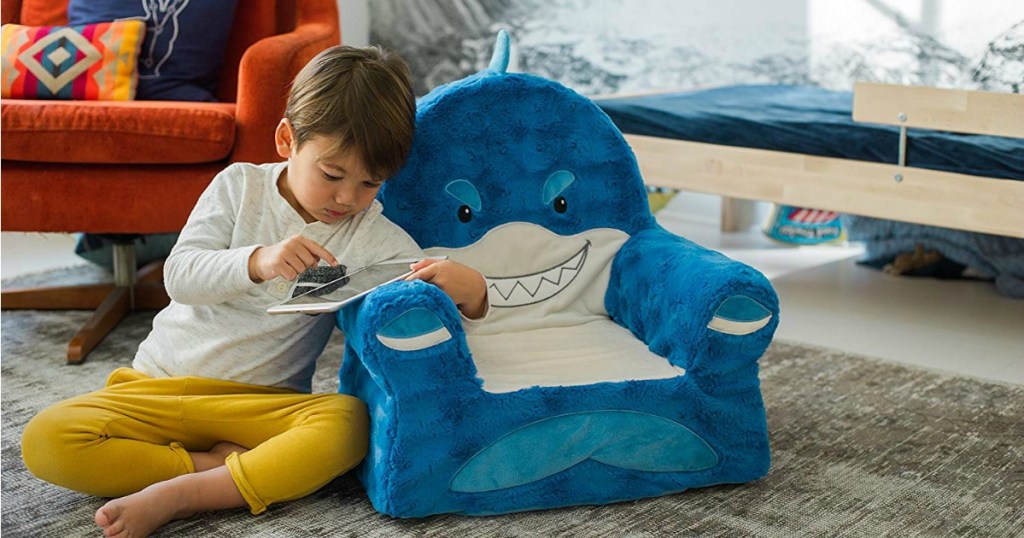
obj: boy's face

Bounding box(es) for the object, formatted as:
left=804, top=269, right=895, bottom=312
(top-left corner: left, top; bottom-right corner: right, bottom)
left=275, top=119, right=383, bottom=225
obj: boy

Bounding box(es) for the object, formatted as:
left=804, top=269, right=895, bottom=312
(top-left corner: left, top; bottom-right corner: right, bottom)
left=21, top=46, right=487, bottom=537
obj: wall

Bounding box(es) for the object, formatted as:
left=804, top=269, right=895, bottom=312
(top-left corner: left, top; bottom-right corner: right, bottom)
left=808, top=0, right=1023, bottom=92
left=338, top=0, right=370, bottom=47
left=358, top=0, right=1022, bottom=96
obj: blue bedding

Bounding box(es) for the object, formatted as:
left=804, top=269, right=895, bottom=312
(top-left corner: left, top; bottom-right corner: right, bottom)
left=595, top=85, right=1024, bottom=180
left=597, top=85, right=1024, bottom=298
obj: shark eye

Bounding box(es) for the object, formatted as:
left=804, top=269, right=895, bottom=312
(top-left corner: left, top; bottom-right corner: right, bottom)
left=543, top=171, right=575, bottom=214
left=553, top=196, right=567, bottom=214
left=446, top=180, right=480, bottom=223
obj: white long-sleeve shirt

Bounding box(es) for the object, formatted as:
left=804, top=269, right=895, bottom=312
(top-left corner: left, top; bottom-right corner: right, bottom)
left=133, top=161, right=422, bottom=392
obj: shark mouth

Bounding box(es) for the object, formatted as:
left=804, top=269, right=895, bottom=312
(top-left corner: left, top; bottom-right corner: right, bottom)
left=486, top=241, right=590, bottom=308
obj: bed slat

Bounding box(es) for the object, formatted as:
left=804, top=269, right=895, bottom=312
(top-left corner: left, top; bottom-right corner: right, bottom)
left=853, top=82, right=1024, bottom=138
left=625, top=135, right=1024, bottom=238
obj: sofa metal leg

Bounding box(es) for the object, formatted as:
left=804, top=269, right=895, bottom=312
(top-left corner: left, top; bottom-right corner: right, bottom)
left=112, top=243, right=137, bottom=308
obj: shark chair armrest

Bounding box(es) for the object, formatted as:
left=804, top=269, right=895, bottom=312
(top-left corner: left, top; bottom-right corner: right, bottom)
left=606, top=227, right=779, bottom=386
left=336, top=280, right=479, bottom=396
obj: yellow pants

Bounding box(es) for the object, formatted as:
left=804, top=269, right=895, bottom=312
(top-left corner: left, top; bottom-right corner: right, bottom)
left=21, top=368, right=368, bottom=514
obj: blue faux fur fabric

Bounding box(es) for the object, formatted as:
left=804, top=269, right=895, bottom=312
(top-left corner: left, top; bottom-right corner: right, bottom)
left=337, top=31, right=779, bottom=518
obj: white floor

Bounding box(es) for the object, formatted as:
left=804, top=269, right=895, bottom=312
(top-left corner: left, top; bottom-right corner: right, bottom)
left=657, top=194, right=1024, bottom=385
left=1, top=232, right=82, bottom=278
left=2, top=193, right=1022, bottom=384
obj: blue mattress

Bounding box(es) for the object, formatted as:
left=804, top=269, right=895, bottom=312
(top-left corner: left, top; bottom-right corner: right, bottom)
left=595, top=85, right=1024, bottom=181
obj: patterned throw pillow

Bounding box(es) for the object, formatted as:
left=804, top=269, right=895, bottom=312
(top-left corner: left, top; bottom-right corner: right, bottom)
left=1, top=20, right=145, bottom=100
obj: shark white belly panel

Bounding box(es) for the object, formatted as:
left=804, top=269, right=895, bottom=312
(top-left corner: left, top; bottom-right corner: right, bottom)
left=466, top=319, right=685, bottom=393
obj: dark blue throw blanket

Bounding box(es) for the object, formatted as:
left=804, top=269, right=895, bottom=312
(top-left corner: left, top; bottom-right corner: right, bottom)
left=840, top=217, right=1024, bottom=297
left=597, top=85, right=1024, bottom=297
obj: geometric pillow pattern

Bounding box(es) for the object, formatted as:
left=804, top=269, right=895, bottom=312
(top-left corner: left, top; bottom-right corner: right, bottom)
left=1, top=20, right=145, bottom=100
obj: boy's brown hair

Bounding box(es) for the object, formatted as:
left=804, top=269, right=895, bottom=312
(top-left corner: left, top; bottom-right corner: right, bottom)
left=285, top=45, right=415, bottom=181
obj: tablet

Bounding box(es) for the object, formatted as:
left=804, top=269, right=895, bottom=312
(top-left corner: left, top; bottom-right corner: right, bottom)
left=266, top=257, right=442, bottom=315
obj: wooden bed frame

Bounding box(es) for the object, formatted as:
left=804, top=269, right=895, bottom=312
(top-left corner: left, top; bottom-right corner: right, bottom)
left=619, top=83, right=1024, bottom=238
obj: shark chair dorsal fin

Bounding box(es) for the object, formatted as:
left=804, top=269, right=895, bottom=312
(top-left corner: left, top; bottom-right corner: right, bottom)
left=487, top=29, right=511, bottom=74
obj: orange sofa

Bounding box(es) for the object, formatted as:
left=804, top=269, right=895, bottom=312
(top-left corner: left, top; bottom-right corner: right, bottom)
left=1, top=0, right=341, bottom=362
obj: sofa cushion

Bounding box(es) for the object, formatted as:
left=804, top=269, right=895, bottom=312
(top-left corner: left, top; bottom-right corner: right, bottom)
left=67, top=0, right=239, bottom=102
left=1, top=20, right=145, bottom=100
left=1, top=99, right=235, bottom=163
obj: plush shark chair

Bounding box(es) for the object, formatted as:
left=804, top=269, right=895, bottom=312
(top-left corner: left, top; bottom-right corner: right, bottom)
left=337, top=31, right=779, bottom=518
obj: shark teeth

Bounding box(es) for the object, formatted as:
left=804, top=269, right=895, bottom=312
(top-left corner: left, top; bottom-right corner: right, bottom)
left=486, top=241, right=590, bottom=307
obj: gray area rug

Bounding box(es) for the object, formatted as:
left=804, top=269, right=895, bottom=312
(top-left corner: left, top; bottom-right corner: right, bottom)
left=2, top=266, right=1022, bottom=537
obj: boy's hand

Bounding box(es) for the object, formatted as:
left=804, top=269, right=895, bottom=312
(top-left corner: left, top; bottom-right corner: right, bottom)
left=407, top=259, right=488, bottom=319
left=248, top=235, right=338, bottom=283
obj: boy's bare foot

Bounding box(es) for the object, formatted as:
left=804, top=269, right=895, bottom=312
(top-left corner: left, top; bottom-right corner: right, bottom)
left=210, top=441, right=249, bottom=460
left=190, top=441, right=249, bottom=472
left=95, top=466, right=246, bottom=538
left=95, top=480, right=190, bottom=538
